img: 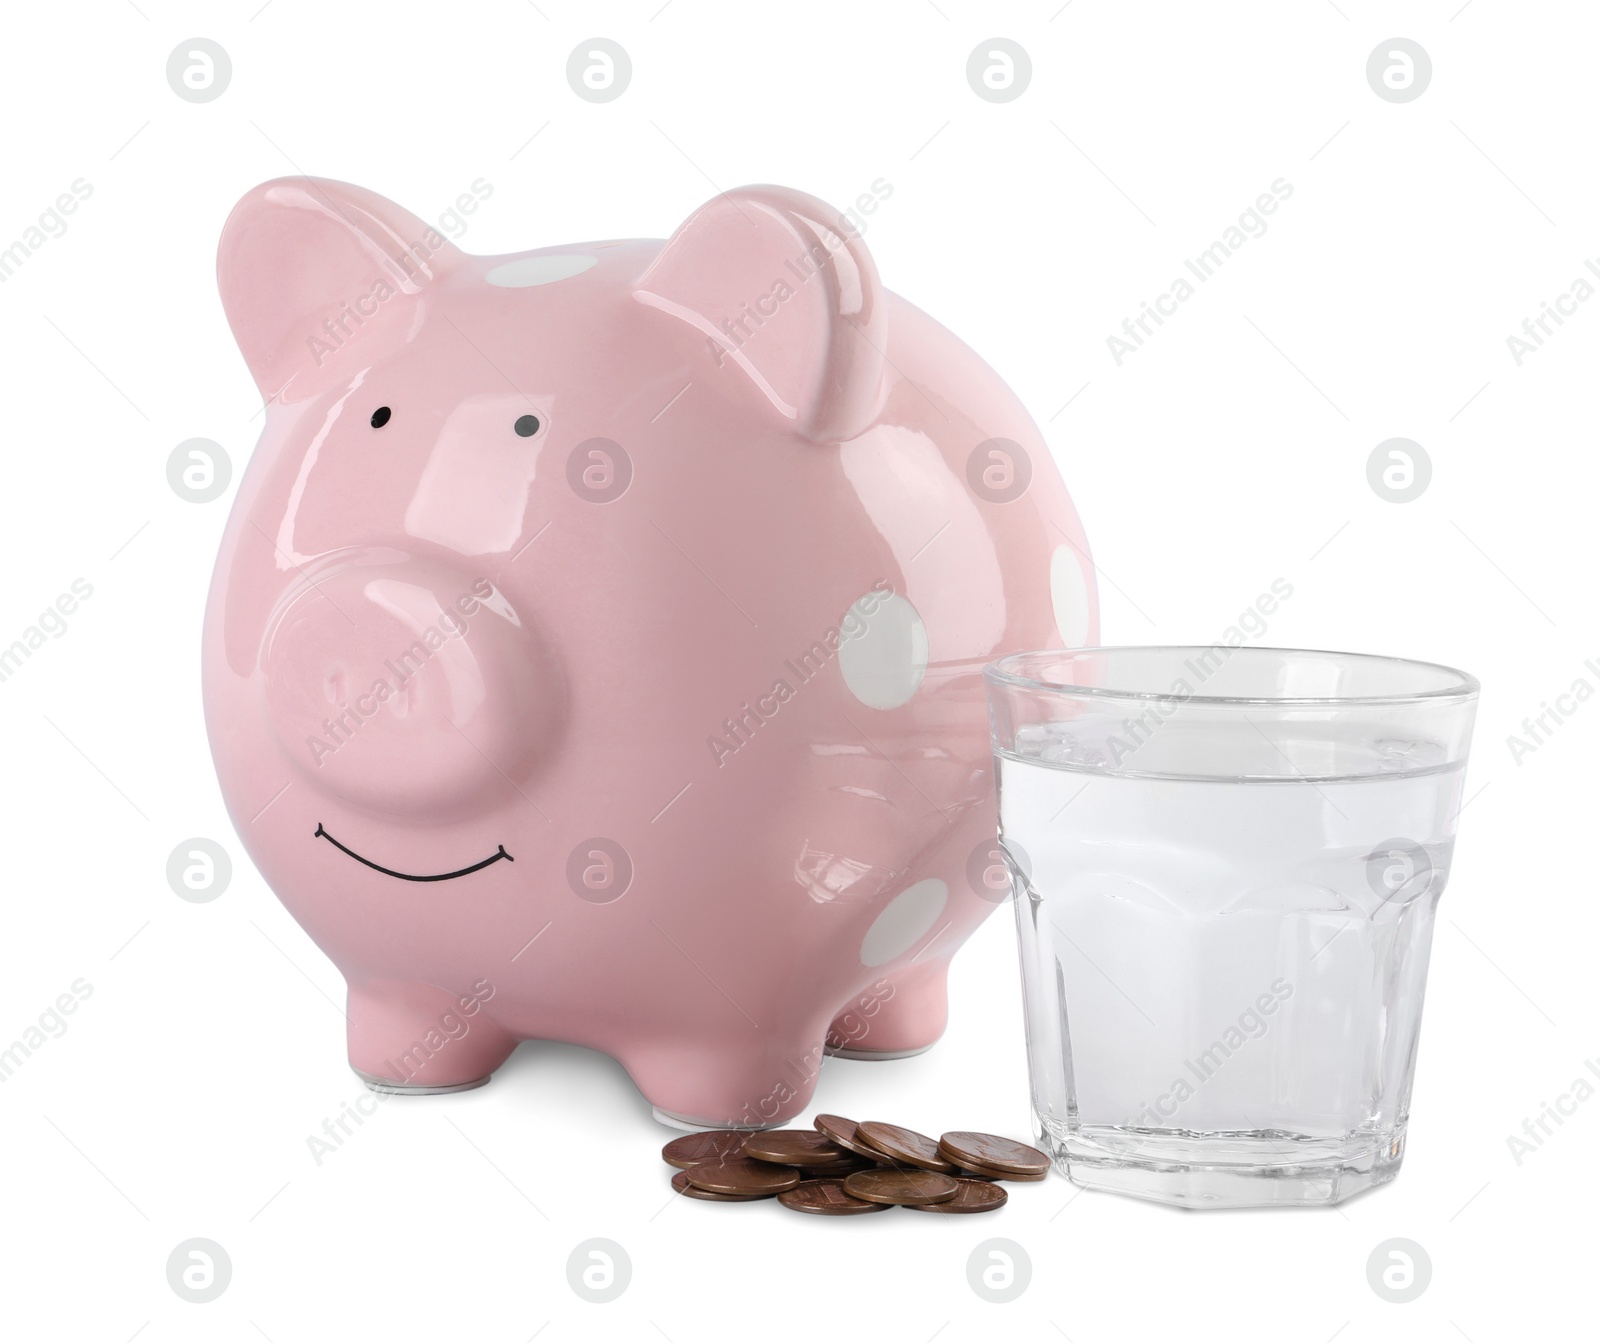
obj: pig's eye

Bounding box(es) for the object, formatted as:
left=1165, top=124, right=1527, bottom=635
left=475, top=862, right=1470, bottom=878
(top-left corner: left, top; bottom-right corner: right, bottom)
left=370, top=406, right=392, bottom=428
left=513, top=414, right=541, bottom=437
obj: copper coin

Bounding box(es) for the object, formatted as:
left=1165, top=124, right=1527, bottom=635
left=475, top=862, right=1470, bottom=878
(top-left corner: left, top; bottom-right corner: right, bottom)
left=855, top=1121, right=957, bottom=1174
left=777, top=1178, right=893, bottom=1216
left=670, top=1170, right=770, bottom=1202
left=950, top=1156, right=1049, bottom=1183
left=683, top=1157, right=801, bottom=1196
left=661, top=1129, right=750, bottom=1171
left=813, top=1113, right=891, bottom=1162
left=843, top=1168, right=959, bottom=1206
left=800, top=1148, right=878, bottom=1167
left=742, top=1129, right=851, bottom=1166
left=798, top=1157, right=876, bottom=1177
left=937, top=1131, right=1051, bottom=1178
left=904, top=1177, right=1008, bottom=1214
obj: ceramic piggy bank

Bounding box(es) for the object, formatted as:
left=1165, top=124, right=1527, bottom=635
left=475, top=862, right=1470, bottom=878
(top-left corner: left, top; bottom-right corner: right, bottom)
left=203, top=177, right=1096, bottom=1128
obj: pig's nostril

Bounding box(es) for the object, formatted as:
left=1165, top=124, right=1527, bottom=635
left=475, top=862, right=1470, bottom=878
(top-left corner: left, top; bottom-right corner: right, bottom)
left=392, top=679, right=418, bottom=719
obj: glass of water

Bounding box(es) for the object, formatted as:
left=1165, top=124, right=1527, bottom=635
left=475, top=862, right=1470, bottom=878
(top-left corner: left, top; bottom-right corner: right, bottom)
left=986, top=646, right=1479, bottom=1209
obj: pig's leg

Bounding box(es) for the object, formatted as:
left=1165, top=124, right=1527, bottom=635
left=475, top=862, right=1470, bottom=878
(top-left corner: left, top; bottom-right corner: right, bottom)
left=619, top=1023, right=830, bottom=1131
left=825, top=798, right=1004, bottom=1057
left=825, top=958, right=950, bottom=1058
left=347, top=978, right=519, bottom=1093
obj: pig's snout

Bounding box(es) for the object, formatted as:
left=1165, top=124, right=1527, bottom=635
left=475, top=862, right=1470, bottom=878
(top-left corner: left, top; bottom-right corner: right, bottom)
left=259, top=561, right=551, bottom=817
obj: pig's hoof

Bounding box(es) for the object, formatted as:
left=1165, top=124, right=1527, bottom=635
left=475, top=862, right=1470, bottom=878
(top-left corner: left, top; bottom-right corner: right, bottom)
left=650, top=1107, right=777, bottom=1133
left=825, top=960, right=951, bottom=1057
left=355, top=1068, right=492, bottom=1096
left=823, top=1041, right=936, bottom=1060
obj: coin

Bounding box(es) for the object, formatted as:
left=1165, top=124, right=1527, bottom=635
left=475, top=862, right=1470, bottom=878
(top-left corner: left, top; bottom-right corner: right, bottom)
left=778, top=1178, right=893, bottom=1216
left=742, top=1129, right=851, bottom=1166
left=937, top=1131, right=1051, bottom=1178
left=903, top=1177, right=1009, bottom=1213
left=813, top=1113, right=891, bottom=1162
left=671, top=1170, right=770, bottom=1202
left=803, top=1158, right=870, bottom=1174
left=683, top=1157, right=801, bottom=1196
left=798, top=1156, right=876, bottom=1175
left=855, top=1121, right=957, bottom=1174
left=950, top=1155, right=1048, bottom=1183
left=843, top=1168, right=960, bottom=1206
left=667, top=1117, right=1045, bottom=1211
left=661, top=1129, right=750, bottom=1171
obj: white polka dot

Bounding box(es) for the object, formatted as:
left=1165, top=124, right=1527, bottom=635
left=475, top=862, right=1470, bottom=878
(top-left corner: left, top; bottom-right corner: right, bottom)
left=485, top=254, right=598, bottom=287
left=838, top=592, right=928, bottom=709
left=1050, top=545, right=1091, bottom=648
left=860, top=879, right=948, bottom=967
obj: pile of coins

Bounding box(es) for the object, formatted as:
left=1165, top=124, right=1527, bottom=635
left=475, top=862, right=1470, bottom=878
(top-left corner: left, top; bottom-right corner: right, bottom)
left=662, top=1113, right=1051, bottom=1217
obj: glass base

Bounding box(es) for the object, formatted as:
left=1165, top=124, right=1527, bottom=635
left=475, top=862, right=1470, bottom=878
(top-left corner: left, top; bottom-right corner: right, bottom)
left=1041, top=1117, right=1406, bottom=1209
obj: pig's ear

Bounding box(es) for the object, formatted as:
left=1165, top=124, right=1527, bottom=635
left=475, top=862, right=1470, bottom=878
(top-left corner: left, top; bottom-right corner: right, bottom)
left=634, top=185, right=887, bottom=443
left=217, top=177, right=463, bottom=400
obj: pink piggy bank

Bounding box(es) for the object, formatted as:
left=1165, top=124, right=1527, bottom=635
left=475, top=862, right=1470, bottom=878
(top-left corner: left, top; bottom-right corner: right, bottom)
left=204, top=177, right=1096, bottom=1128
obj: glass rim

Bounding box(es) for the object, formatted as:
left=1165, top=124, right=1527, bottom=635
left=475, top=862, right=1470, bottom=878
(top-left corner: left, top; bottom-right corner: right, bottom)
left=984, top=644, right=1480, bottom=707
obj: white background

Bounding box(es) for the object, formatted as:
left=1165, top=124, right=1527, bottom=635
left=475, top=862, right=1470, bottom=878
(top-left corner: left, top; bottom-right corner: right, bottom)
left=0, top=1, right=1592, bottom=1338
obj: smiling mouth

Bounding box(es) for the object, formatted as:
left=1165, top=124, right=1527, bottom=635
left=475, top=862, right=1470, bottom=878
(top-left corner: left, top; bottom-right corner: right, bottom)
left=314, top=823, right=514, bottom=882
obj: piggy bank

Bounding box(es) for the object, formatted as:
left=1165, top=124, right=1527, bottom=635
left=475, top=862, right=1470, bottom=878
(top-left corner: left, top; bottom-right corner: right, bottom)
left=203, top=177, right=1096, bottom=1128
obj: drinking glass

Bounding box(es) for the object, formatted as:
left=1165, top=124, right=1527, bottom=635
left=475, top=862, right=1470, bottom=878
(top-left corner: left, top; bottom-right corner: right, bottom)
left=985, top=646, right=1479, bottom=1208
